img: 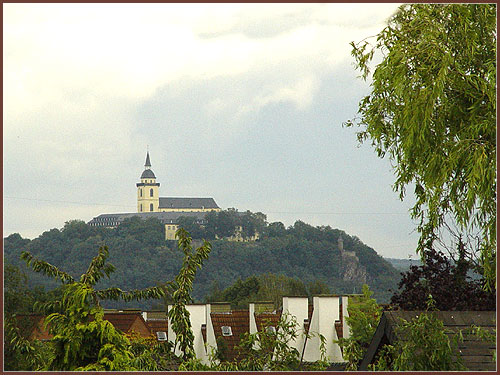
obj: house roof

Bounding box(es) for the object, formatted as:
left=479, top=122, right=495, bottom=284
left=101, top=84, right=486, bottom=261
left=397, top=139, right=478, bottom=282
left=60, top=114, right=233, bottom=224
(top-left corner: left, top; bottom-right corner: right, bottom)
left=360, top=310, right=496, bottom=371
left=15, top=314, right=52, bottom=340
left=211, top=310, right=249, bottom=361
left=145, top=310, right=168, bottom=320
left=103, top=312, right=149, bottom=335
left=146, top=319, right=168, bottom=335
left=159, top=197, right=219, bottom=210
left=254, top=311, right=281, bottom=333
left=88, top=211, right=209, bottom=226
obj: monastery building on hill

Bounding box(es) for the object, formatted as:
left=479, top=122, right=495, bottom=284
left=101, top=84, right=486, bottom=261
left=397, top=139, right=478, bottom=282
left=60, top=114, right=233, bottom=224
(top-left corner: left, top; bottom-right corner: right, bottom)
left=88, top=152, right=221, bottom=240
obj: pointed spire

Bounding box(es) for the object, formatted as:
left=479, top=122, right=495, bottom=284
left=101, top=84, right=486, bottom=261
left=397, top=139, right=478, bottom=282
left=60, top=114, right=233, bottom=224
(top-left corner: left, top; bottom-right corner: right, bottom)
left=145, top=151, right=151, bottom=168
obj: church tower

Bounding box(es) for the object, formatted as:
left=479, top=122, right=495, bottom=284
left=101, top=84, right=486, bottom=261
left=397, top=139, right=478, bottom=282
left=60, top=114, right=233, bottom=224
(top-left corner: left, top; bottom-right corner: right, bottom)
left=137, top=151, right=160, bottom=212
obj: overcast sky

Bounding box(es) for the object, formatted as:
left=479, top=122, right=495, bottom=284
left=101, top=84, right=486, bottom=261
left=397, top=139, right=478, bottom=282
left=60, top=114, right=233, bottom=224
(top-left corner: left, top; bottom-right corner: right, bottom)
left=4, top=3, right=421, bottom=259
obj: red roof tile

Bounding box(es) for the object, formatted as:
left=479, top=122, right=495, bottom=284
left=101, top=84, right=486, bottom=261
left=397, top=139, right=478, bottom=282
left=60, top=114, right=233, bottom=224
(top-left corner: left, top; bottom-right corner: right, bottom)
left=146, top=319, right=168, bottom=335
left=255, top=311, right=281, bottom=333
left=103, top=312, right=151, bottom=338
left=15, top=314, right=52, bottom=341
left=211, top=310, right=249, bottom=361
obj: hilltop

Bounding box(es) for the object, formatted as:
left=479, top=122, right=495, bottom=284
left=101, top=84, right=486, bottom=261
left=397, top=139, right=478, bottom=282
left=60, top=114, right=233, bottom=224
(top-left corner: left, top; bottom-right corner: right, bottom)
left=4, top=215, right=403, bottom=307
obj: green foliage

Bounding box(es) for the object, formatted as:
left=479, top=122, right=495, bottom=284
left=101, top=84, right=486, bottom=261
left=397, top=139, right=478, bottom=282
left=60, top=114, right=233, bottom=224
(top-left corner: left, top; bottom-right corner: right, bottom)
left=4, top=263, right=34, bottom=314
left=196, top=313, right=328, bottom=371
left=5, top=216, right=402, bottom=308
left=183, top=208, right=267, bottom=240
left=45, top=284, right=136, bottom=371
left=462, top=324, right=496, bottom=363
left=257, top=273, right=310, bottom=309
left=346, top=4, right=497, bottom=288
left=14, top=229, right=212, bottom=371
left=370, top=297, right=471, bottom=371
left=168, top=228, right=211, bottom=361
left=18, top=244, right=177, bottom=370
left=176, top=216, right=206, bottom=239
left=206, top=273, right=330, bottom=310
left=3, top=314, right=53, bottom=370
left=372, top=312, right=466, bottom=371
left=336, top=284, right=382, bottom=370
left=235, top=313, right=303, bottom=371
left=128, top=333, right=178, bottom=371
left=19, top=246, right=160, bottom=370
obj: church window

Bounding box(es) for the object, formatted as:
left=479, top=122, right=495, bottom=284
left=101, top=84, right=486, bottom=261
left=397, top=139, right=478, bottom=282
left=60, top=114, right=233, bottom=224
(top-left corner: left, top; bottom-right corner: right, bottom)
left=140, top=204, right=142, bottom=212
left=140, top=189, right=142, bottom=197
left=150, top=188, right=154, bottom=197
left=150, top=203, right=154, bottom=211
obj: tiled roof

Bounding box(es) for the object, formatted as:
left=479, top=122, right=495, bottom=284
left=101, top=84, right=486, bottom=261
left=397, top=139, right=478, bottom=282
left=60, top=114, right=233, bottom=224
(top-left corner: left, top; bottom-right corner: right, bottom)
left=255, top=311, right=281, bottom=333
left=159, top=197, right=219, bottom=209
left=15, top=314, right=52, bottom=340
left=211, top=310, right=249, bottom=361
left=146, top=320, right=168, bottom=335
left=144, top=310, right=167, bottom=320
left=104, top=312, right=147, bottom=334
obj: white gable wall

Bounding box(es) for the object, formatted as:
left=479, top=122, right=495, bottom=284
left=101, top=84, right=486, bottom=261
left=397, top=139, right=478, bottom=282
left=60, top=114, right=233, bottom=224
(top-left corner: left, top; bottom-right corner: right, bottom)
left=282, top=297, right=309, bottom=356
left=249, top=303, right=257, bottom=334
left=187, top=304, right=209, bottom=363
left=167, top=304, right=209, bottom=363
left=341, top=296, right=351, bottom=339
left=205, top=304, right=218, bottom=361
left=302, top=296, right=344, bottom=363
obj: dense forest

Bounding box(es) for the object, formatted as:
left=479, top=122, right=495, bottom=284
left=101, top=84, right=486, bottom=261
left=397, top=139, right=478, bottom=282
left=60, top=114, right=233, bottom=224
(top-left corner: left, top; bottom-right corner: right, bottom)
left=4, top=212, right=402, bottom=308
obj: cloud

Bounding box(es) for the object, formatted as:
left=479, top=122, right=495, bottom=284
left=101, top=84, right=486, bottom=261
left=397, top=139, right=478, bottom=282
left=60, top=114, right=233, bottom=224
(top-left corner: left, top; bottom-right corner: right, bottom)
left=4, top=3, right=401, bottom=120
left=3, top=3, right=417, bottom=258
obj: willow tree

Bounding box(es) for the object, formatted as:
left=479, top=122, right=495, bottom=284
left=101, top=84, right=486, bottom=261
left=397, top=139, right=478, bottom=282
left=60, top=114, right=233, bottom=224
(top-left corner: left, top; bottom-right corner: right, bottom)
left=346, top=4, right=496, bottom=288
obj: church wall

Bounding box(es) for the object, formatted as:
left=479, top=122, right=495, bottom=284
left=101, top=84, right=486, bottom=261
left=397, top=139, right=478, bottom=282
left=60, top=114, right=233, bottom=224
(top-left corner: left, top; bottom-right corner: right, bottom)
left=137, top=178, right=160, bottom=212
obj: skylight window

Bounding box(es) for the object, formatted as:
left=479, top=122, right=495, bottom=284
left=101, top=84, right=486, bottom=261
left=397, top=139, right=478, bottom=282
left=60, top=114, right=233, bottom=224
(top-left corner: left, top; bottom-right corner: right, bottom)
left=221, top=326, right=232, bottom=336
left=156, top=331, right=167, bottom=341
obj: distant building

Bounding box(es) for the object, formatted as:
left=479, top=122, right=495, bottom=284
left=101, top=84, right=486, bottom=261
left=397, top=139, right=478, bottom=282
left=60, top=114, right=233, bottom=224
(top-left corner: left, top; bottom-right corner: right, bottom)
left=136, top=152, right=220, bottom=214
left=88, top=152, right=221, bottom=240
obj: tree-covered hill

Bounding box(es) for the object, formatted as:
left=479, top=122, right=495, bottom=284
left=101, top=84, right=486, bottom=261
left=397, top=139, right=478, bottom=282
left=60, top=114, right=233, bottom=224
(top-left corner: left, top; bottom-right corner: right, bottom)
left=4, top=215, right=403, bottom=307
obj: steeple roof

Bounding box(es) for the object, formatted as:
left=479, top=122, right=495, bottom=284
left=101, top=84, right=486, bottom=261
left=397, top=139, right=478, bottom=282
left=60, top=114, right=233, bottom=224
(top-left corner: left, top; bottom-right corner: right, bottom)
left=145, top=152, right=151, bottom=168
left=140, top=169, right=156, bottom=179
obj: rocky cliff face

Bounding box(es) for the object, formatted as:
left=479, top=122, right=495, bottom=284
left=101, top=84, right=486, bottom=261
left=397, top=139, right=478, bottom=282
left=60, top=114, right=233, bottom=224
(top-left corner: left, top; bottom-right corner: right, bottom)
left=341, top=251, right=367, bottom=284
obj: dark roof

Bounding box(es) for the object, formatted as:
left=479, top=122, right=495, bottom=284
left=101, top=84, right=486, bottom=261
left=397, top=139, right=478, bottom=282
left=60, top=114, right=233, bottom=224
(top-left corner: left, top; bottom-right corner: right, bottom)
left=360, top=310, right=496, bottom=371
left=88, top=211, right=208, bottom=226
left=159, top=197, right=219, bottom=209
left=211, top=310, right=249, bottom=361
left=15, top=314, right=52, bottom=340
left=140, top=169, right=156, bottom=179
left=145, top=151, right=151, bottom=167
left=146, top=320, right=168, bottom=335
left=254, top=311, right=281, bottom=333
left=103, top=312, right=148, bottom=334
